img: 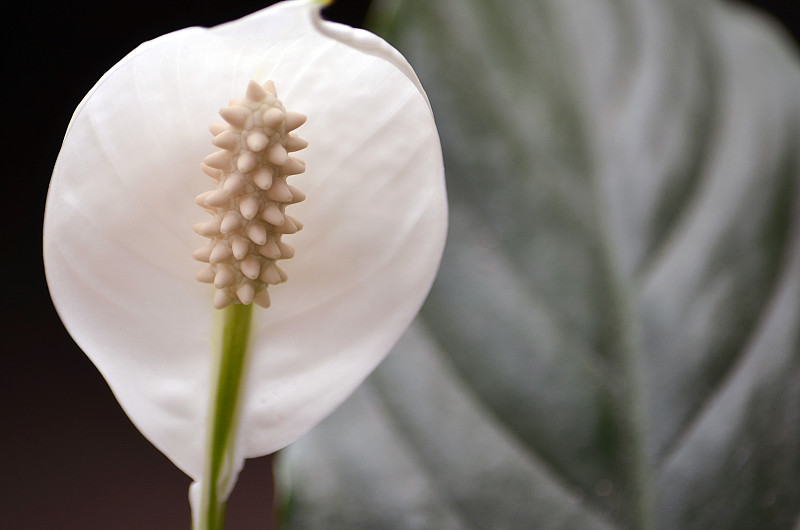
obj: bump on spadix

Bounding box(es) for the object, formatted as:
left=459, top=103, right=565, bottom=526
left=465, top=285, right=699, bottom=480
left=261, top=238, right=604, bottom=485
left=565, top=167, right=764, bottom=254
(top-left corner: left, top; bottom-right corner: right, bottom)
left=193, top=244, right=213, bottom=263
left=205, top=189, right=230, bottom=208
left=282, top=157, right=305, bottom=176
left=246, top=131, right=269, bottom=152
left=196, top=267, right=215, bottom=283
left=254, top=289, right=271, bottom=308
left=237, top=152, right=259, bottom=173
left=253, top=168, right=273, bottom=190
left=223, top=173, right=248, bottom=194
left=285, top=111, right=307, bottom=131
left=214, top=290, right=234, bottom=309
left=262, top=108, right=284, bottom=129
left=237, top=283, right=255, bottom=305
left=246, top=80, right=268, bottom=102
left=209, top=123, right=227, bottom=136
left=212, top=130, right=239, bottom=150
left=266, top=180, right=293, bottom=202
left=200, top=164, right=223, bottom=181
left=240, top=256, right=261, bottom=280
left=214, top=266, right=235, bottom=288
left=239, top=196, right=261, bottom=220
left=262, top=203, right=284, bottom=226
left=246, top=222, right=268, bottom=245
left=287, top=185, right=306, bottom=203
left=220, top=106, right=250, bottom=129
left=267, top=144, right=288, bottom=166
left=286, top=134, right=308, bottom=152
left=194, top=218, right=221, bottom=237
left=277, top=241, right=294, bottom=259
left=262, top=80, right=277, bottom=97
left=220, top=211, right=244, bottom=234
left=204, top=151, right=233, bottom=170
left=210, top=242, right=233, bottom=263
left=258, top=240, right=281, bottom=259
left=260, top=264, right=283, bottom=285
left=232, top=237, right=251, bottom=260
left=276, top=216, right=299, bottom=234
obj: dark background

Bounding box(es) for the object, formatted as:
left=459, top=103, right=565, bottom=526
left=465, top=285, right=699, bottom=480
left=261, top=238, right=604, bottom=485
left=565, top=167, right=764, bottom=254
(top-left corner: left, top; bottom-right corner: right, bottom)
left=1, top=1, right=797, bottom=528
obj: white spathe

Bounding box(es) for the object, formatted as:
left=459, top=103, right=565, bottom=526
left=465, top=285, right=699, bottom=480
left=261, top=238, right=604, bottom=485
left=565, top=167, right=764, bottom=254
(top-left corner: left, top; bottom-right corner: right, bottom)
left=43, top=0, right=446, bottom=492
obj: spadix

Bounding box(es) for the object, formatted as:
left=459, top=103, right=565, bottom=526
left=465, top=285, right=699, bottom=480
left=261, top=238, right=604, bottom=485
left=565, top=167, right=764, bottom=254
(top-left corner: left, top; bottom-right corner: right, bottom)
left=194, top=80, right=306, bottom=309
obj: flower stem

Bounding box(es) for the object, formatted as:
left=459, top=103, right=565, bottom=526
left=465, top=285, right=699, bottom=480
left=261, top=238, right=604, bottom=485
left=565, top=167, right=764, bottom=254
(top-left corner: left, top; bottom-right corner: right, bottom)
left=198, top=303, right=254, bottom=530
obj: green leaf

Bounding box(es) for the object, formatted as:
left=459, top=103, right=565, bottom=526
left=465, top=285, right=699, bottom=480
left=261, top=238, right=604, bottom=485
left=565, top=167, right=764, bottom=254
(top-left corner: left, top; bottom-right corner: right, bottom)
left=279, top=0, right=800, bottom=528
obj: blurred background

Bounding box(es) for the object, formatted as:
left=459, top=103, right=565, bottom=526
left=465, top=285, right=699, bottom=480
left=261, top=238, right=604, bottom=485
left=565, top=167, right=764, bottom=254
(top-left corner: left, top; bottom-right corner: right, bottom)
left=2, top=0, right=798, bottom=528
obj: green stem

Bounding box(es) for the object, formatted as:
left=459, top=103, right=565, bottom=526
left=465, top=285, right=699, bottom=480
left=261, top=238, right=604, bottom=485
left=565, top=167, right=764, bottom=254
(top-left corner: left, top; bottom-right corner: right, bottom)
left=197, top=303, right=254, bottom=530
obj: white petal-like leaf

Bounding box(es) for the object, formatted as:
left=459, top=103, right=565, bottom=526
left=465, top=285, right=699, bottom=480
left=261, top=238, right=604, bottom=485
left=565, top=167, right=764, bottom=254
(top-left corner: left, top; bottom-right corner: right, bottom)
left=44, top=0, right=446, bottom=492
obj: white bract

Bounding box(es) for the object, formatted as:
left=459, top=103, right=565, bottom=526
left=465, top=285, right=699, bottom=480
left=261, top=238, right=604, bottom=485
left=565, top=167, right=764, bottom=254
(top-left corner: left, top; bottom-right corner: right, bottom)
left=43, top=0, right=446, bottom=511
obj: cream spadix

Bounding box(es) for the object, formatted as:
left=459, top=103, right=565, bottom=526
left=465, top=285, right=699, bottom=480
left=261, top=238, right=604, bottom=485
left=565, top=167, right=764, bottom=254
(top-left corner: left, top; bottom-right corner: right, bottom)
left=195, top=79, right=306, bottom=309
left=43, top=0, right=447, bottom=518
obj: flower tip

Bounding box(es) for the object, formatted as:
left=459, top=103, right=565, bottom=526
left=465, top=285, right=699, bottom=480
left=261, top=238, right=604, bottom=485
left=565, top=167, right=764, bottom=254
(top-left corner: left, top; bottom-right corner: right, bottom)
left=254, top=289, right=271, bottom=308
left=236, top=283, right=255, bottom=304
left=245, top=80, right=268, bottom=103
left=284, top=111, right=307, bottom=132
left=213, top=289, right=234, bottom=309
left=262, top=80, right=277, bottom=97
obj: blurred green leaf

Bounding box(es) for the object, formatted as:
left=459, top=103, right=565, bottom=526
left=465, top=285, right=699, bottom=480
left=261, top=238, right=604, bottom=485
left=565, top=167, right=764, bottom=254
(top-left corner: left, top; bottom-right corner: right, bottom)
left=279, top=0, right=800, bottom=528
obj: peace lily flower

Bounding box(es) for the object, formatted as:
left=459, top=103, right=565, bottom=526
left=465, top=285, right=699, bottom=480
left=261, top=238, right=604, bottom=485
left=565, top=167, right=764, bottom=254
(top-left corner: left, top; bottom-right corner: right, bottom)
left=42, top=1, right=446, bottom=528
